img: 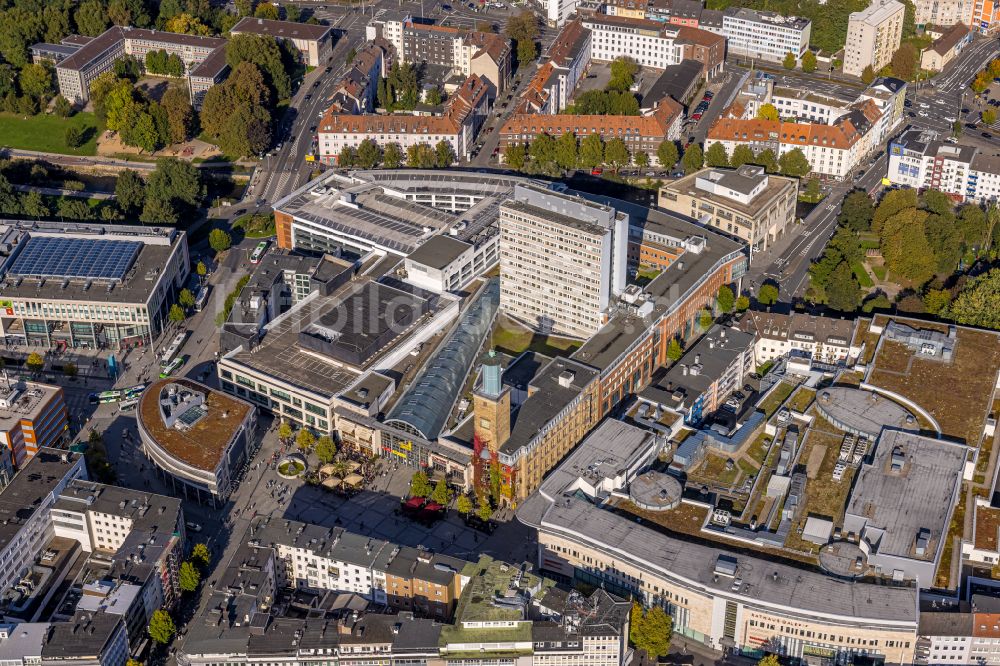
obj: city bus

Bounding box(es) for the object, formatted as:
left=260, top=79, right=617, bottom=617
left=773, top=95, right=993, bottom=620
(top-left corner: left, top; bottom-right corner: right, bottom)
left=160, top=331, right=187, bottom=367
left=194, top=285, right=210, bottom=312
left=123, top=384, right=147, bottom=400
left=250, top=241, right=268, bottom=264
left=89, top=390, right=123, bottom=405
left=159, top=355, right=186, bottom=378
left=119, top=398, right=138, bottom=412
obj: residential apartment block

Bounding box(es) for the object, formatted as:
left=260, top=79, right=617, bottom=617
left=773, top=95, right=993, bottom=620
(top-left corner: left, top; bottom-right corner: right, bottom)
left=318, top=73, right=491, bottom=163
left=230, top=17, right=333, bottom=67
left=919, top=23, right=973, bottom=71
left=55, top=26, right=225, bottom=104
left=843, top=0, right=905, bottom=77
left=499, top=99, right=684, bottom=164
left=973, top=0, right=1000, bottom=32
left=499, top=183, right=628, bottom=337
left=736, top=309, right=857, bottom=366
left=886, top=128, right=1000, bottom=203
left=328, top=40, right=390, bottom=114
left=721, top=8, right=811, bottom=63
left=0, top=380, right=68, bottom=468
left=520, top=19, right=592, bottom=114
left=913, top=0, right=973, bottom=26
left=658, top=165, right=798, bottom=256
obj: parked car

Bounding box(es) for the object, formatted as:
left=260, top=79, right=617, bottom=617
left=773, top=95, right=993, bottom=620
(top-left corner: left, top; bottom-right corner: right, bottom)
left=591, top=167, right=603, bottom=175
left=186, top=522, right=203, bottom=533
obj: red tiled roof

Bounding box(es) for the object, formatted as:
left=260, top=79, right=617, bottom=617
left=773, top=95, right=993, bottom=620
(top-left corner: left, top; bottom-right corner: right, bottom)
left=707, top=117, right=862, bottom=149
left=501, top=104, right=681, bottom=137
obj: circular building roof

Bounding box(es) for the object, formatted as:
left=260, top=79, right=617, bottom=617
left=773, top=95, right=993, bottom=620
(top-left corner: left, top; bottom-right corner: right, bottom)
left=819, top=540, right=868, bottom=579
left=629, top=471, right=683, bottom=512
left=814, top=386, right=916, bottom=438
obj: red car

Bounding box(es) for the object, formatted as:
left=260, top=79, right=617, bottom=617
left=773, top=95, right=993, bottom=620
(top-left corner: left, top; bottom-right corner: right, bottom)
left=591, top=167, right=603, bottom=175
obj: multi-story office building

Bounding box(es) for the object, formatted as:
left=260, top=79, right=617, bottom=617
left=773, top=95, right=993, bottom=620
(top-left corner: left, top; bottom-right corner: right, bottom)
left=658, top=165, right=798, bottom=257
left=721, top=8, right=811, bottom=63
left=0, top=449, right=85, bottom=597
left=843, top=0, right=905, bottom=77
left=0, top=380, right=68, bottom=468
left=499, top=183, right=629, bottom=338
left=137, top=378, right=257, bottom=506
left=230, top=17, right=333, bottom=67
left=0, top=221, right=189, bottom=350
left=318, top=73, right=491, bottom=163
left=55, top=26, right=225, bottom=104
left=582, top=15, right=724, bottom=75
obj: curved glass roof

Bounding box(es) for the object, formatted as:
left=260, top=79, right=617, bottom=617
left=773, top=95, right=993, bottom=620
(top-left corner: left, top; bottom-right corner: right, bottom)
left=385, top=278, right=499, bottom=440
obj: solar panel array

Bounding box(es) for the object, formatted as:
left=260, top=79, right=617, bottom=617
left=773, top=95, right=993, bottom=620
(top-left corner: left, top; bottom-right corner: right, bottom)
left=9, top=237, right=142, bottom=281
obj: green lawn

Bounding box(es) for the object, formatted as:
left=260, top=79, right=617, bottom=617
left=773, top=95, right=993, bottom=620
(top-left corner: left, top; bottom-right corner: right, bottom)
left=871, top=264, right=887, bottom=281
left=851, top=261, right=874, bottom=287
left=0, top=112, right=101, bottom=156
left=492, top=317, right=581, bottom=358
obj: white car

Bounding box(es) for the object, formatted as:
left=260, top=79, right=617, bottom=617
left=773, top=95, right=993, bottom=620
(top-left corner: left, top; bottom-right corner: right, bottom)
left=186, top=521, right=203, bottom=533
left=944, top=116, right=956, bottom=123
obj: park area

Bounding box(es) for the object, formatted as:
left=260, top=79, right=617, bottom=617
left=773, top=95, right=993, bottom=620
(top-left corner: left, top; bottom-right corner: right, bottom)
left=491, top=315, right=581, bottom=357
left=0, top=112, right=101, bottom=156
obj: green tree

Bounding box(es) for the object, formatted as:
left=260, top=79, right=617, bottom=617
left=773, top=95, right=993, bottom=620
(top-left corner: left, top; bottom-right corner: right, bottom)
left=985, top=109, right=998, bottom=126
left=757, top=103, right=779, bottom=121
left=140, top=196, right=176, bottom=225
left=948, top=268, right=1000, bottom=329
left=383, top=143, right=403, bottom=168
left=356, top=138, right=382, bottom=169
left=53, top=95, right=73, bottom=117
left=456, top=494, right=473, bottom=515
left=805, top=177, right=821, bottom=200
left=410, top=471, right=432, bottom=497
left=630, top=603, right=672, bottom=657
left=147, top=158, right=201, bottom=210
left=579, top=133, right=604, bottom=169
left=758, top=656, right=781, bottom=666
left=196, top=261, right=207, bottom=279
left=839, top=190, right=875, bottom=232
left=162, top=87, right=194, bottom=143
left=881, top=208, right=936, bottom=284
left=191, top=543, right=211, bottom=569
left=435, top=140, right=456, bottom=167
left=476, top=501, right=492, bottom=522
left=200, top=62, right=273, bottom=158
left=179, top=561, right=200, bottom=592
left=278, top=422, right=293, bottom=443
left=555, top=131, right=578, bottom=171
left=64, top=126, right=83, bottom=148
left=62, top=362, right=78, bottom=378
left=57, top=198, right=91, bottom=220
left=778, top=148, right=811, bottom=177
left=635, top=151, right=649, bottom=168
left=754, top=148, right=779, bottom=174
left=338, top=146, right=357, bottom=168
left=730, top=144, right=755, bottom=167
left=26, top=352, right=44, bottom=373
left=924, top=288, right=951, bottom=314
left=717, top=285, right=735, bottom=313
left=505, top=11, right=538, bottom=66
left=20, top=63, right=53, bottom=101
left=861, top=65, right=876, bottom=84
left=657, top=140, right=679, bottom=168
left=604, top=138, right=630, bottom=171
left=802, top=50, right=817, bottom=73
left=705, top=141, right=729, bottom=167
left=165, top=12, right=212, bottom=35
left=608, top=56, right=639, bottom=92
left=315, top=435, right=336, bottom=463
left=345, top=46, right=357, bottom=67
left=254, top=2, right=279, bottom=19
left=825, top=262, right=861, bottom=312
left=76, top=0, right=110, bottom=35
left=22, top=191, right=50, bottom=218
left=783, top=51, right=796, bottom=70
left=735, top=295, right=750, bottom=312
left=666, top=338, right=683, bottom=362
left=115, top=169, right=146, bottom=214
left=431, top=479, right=452, bottom=505
left=890, top=43, right=918, bottom=81
left=168, top=303, right=186, bottom=323
left=504, top=143, right=527, bottom=170
left=209, top=228, right=232, bottom=253
left=407, top=143, right=436, bottom=168
left=178, top=288, right=195, bottom=310
left=225, top=34, right=291, bottom=100
left=681, top=143, right=703, bottom=174
left=148, top=610, right=175, bottom=645
left=296, top=428, right=315, bottom=452
left=758, top=283, right=779, bottom=305
left=425, top=86, right=442, bottom=106
left=699, top=309, right=713, bottom=330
